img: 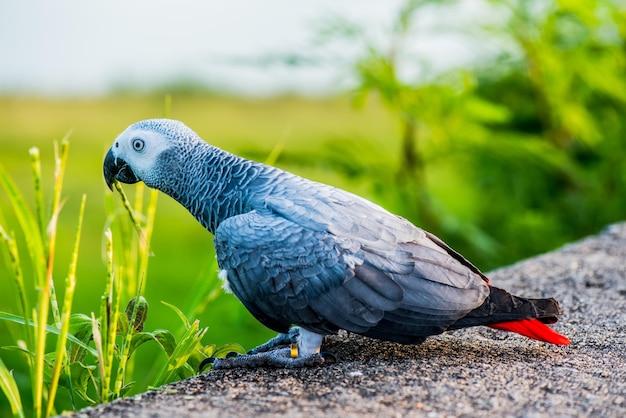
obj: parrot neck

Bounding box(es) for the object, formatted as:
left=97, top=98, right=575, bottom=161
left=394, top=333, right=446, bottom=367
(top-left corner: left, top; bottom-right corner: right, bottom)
left=161, top=142, right=267, bottom=234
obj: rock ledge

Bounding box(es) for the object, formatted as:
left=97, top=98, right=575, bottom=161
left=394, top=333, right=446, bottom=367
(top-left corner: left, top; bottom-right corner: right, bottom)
left=70, top=224, right=626, bottom=417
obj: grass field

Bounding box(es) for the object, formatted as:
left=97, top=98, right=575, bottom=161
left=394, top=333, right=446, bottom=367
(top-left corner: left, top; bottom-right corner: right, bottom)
left=0, top=93, right=402, bottom=409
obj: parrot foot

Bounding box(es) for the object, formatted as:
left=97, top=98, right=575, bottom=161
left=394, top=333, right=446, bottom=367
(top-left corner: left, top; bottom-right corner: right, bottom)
left=199, top=327, right=334, bottom=370
left=246, top=327, right=300, bottom=355
left=201, top=347, right=328, bottom=369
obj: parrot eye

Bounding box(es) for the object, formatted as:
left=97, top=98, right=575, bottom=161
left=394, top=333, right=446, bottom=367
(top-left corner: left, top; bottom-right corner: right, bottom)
left=131, top=138, right=145, bottom=152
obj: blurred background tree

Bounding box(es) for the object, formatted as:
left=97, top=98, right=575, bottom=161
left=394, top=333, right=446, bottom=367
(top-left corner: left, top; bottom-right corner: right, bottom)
left=293, top=0, right=626, bottom=269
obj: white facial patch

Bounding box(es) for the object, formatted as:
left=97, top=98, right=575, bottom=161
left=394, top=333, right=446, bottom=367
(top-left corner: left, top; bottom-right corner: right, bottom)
left=114, top=128, right=171, bottom=178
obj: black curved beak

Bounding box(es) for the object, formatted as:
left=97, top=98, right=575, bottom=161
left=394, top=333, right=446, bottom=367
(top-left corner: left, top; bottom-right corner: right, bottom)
left=103, top=148, right=139, bottom=191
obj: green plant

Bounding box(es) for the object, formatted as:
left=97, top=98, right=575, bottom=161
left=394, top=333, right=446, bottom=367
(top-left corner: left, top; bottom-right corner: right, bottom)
left=0, top=137, right=85, bottom=417
left=0, top=139, right=242, bottom=417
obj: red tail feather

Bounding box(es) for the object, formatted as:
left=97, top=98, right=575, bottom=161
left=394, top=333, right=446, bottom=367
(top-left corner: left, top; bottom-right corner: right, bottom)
left=488, top=319, right=570, bottom=346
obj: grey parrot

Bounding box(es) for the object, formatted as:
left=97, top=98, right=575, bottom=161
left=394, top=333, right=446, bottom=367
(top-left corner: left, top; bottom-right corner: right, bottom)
left=103, top=119, right=570, bottom=369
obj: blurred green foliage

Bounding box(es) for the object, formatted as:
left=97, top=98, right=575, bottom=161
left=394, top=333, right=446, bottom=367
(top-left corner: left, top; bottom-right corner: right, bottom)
left=311, top=0, right=626, bottom=268
left=0, top=0, right=625, bottom=414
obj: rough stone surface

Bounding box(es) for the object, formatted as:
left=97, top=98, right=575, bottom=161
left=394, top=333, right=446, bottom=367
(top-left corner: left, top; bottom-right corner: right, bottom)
left=67, top=223, right=626, bottom=417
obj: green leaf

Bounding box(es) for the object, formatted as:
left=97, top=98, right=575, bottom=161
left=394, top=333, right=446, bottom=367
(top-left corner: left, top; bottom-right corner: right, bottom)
left=1, top=345, right=34, bottom=358
left=151, top=329, right=178, bottom=357
left=116, top=313, right=130, bottom=336
left=0, top=356, right=25, bottom=418
left=201, top=344, right=216, bottom=358
left=64, top=362, right=98, bottom=405
left=187, top=342, right=246, bottom=373
left=211, top=343, right=246, bottom=359
left=154, top=320, right=207, bottom=387
left=120, top=381, right=135, bottom=398
left=128, top=329, right=177, bottom=359
left=0, top=311, right=98, bottom=357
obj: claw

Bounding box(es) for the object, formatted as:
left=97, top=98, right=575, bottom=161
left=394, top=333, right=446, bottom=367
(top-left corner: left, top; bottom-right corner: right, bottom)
left=199, top=357, right=216, bottom=372
left=320, top=351, right=337, bottom=364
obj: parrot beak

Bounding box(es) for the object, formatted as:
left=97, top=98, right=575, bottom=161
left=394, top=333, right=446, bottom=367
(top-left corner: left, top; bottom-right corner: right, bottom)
left=103, top=147, right=139, bottom=191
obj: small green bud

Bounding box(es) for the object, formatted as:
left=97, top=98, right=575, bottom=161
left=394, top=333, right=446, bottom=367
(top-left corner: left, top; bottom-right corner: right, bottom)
left=125, top=296, right=149, bottom=332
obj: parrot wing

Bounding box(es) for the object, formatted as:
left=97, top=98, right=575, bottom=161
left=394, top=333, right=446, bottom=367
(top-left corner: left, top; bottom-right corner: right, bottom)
left=214, top=188, right=490, bottom=341
left=214, top=207, right=404, bottom=335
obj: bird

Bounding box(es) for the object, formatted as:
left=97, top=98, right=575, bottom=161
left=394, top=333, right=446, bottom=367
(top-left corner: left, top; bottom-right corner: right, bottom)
left=103, top=118, right=570, bottom=369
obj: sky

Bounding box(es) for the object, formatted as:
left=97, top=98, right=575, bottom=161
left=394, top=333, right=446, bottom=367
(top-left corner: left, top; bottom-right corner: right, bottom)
left=0, top=0, right=487, bottom=97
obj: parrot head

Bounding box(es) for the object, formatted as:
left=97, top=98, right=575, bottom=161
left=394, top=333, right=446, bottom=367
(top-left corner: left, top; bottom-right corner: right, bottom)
left=103, top=118, right=198, bottom=190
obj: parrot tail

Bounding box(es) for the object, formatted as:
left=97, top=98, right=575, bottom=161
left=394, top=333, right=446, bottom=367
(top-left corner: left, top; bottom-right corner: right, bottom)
left=488, top=319, right=570, bottom=345
left=450, top=286, right=570, bottom=345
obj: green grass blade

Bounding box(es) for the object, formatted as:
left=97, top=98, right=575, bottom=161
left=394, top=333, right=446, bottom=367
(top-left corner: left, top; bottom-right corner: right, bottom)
left=138, top=189, right=158, bottom=286
left=32, top=139, right=70, bottom=418
left=0, top=356, right=25, bottom=418
left=161, top=301, right=191, bottom=329
left=99, top=229, right=114, bottom=402
left=50, top=138, right=70, bottom=233
left=111, top=180, right=146, bottom=299
left=104, top=268, right=122, bottom=402
left=29, top=147, right=46, bottom=245
left=112, top=279, right=144, bottom=400
left=112, top=181, right=144, bottom=240
left=45, top=194, right=86, bottom=416
left=90, top=313, right=104, bottom=403
left=0, top=164, right=46, bottom=287
left=32, top=305, right=45, bottom=418
left=47, top=139, right=71, bottom=330
left=34, top=257, right=51, bottom=418
left=0, top=226, right=33, bottom=351
left=0, top=312, right=97, bottom=357
left=101, top=228, right=113, bottom=347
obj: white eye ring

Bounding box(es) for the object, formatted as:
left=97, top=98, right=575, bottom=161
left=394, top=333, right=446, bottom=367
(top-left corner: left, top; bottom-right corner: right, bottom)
left=131, top=138, right=145, bottom=152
